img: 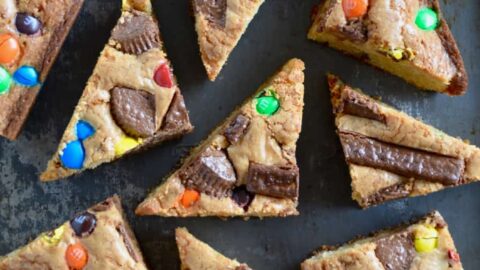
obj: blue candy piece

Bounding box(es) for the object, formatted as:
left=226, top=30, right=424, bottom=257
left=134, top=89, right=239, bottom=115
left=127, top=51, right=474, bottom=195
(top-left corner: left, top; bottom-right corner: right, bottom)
left=13, top=66, right=39, bottom=87
left=60, top=140, right=85, bottom=169
left=76, top=120, right=95, bottom=140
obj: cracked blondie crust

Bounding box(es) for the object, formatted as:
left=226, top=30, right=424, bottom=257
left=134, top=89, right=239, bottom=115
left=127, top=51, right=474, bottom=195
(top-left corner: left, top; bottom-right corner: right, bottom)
left=192, top=0, right=265, bottom=81
left=328, top=75, right=480, bottom=208
left=0, top=0, right=84, bottom=140
left=308, top=0, right=467, bottom=95
left=40, top=0, right=193, bottom=181
left=301, top=211, right=463, bottom=270
left=136, top=59, right=304, bottom=218
left=0, top=195, right=148, bottom=270
left=176, top=228, right=252, bottom=270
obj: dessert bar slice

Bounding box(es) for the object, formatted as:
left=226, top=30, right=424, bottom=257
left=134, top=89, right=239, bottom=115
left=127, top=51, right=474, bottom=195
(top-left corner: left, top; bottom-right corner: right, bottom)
left=301, top=211, right=463, bottom=270
left=0, top=195, right=148, bottom=270
left=308, top=0, right=468, bottom=95
left=41, top=0, right=193, bottom=181
left=136, top=59, right=304, bottom=217
left=328, top=75, right=480, bottom=208
left=176, top=228, right=252, bottom=270
left=192, top=0, right=265, bottom=81
left=0, top=0, right=85, bottom=140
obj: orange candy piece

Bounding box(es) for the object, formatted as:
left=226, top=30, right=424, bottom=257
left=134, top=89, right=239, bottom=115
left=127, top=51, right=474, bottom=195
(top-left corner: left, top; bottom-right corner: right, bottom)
left=0, top=34, right=20, bottom=65
left=342, top=0, right=368, bottom=19
left=180, top=189, right=200, bottom=207
left=65, top=243, right=88, bottom=269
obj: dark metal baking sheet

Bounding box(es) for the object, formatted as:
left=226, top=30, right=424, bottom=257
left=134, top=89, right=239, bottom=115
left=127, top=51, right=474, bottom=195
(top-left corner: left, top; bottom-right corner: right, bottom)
left=1, top=0, right=479, bottom=269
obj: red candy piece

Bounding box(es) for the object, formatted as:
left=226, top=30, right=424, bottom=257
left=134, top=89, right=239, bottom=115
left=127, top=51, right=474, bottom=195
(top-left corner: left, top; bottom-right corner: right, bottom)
left=65, top=243, right=88, bottom=269
left=154, top=63, right=173, bottom=88
left=0, top=33, right=20, bottom=65
left=448, top=249, right=460, bottom=263
left=342, top=0, right=368, bottom=19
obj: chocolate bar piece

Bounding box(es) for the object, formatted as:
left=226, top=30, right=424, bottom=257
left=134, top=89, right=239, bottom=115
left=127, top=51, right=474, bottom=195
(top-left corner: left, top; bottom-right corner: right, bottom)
left=374, top=231, right=415, bottom=270
left=0, top=0, right=85, bottom=140
left=180, top=147, right=237, bottom=197
left=246, top=162, right=299, bottom=199
left=339, top=132, right=464, bottom=185
left=336, top=87, right=385, bottom=123
left=224, top=114, right=250, bottom=144
left=192, top=0, right=227, bottom=28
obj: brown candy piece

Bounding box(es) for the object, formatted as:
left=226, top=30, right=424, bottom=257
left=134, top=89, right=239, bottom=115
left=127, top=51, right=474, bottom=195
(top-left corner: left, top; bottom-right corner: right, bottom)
left=179, top=147, right=237, bottom=197
left=224, top=114, right=250, bottom=144
left=193, top=0, right=227, bottom=28
left=246, top=162, right=299, bottom=199
left=111, top=10, right=160, bottom=55
left=375, top=232, right=416, bottom=270
left=110, top=87, right=156, bottom=138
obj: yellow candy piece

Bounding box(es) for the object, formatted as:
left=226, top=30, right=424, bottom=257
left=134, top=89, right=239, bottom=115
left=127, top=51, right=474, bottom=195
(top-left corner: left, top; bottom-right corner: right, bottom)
left=41, top=225, right=65, bottom=246
left=122, top=0, right=152, bottom=13
left=115, top=136, right=140, bottom=157
left=389, top=49, right=404, bottom=61
left=414, top=225, right=439, bottom=253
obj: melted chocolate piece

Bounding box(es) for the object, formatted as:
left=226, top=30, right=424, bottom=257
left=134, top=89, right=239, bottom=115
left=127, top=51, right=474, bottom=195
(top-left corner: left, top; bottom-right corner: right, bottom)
left=246, top=163, right=299, bottom=199
left=337, top=88, right=385, bottom=123
left=116, top=224, right=141, bottom=262
left=224, top=114, right=250, bottom=144
left=70, top=212, right=97, bottom=238
left=231, top=185, right=255, bottom=211
left=111, top=10, right=160, bottom=55
left=110, top=87, right=156, bottom=138
left=91, top=198, right=114, bottom=212
left=180, top=147, right=236, bottom=197
left=375, top=232, right=416, bottom=270
left=162, top=91, right=190, bottom=131
left=339, top=19, right=367, bottom=42
left=339, top=133, right=464, bottom=185
left=235, top=264, right=253, bottom=270
left=365, top=182, right=412, bottom=207
left=193, top=0, right=227, bottom=28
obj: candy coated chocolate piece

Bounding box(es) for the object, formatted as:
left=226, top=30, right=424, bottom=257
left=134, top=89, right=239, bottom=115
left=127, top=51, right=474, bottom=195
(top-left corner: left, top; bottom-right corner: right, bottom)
left=15, top=13, right=42, bottom=35
left=13, top=66, right=39, bottom=87
left=414, top=225, right=438, bottom=252
left=256, top=96, right=279, bottom=116
left=374, top=231, right=415, bottom=270
left=70, top=212, right=97, bottom=237
left=76, top=120, right=95, bottom=140
left=65, top=243, right=88, bottom=269
left=246, top=162, right=299, bottom=199
left=110, top=87, right=155, bottom=138
left=154, top=63, right=173, bottom=88
left=193, top=0, right=227, bottom=28
left=180, top=147, right=237, bottom=197
left=415, top=8, right=438, bottom=31
left=115, top=136, right=140, bottom=157
left=41, top=225, right=65, bottom=246
left=111, top=10, right=160, bottom=55
left=224, top=114, right=250, bottom=144
left=0, top=33, right=20, bottom=64
left=231, top=185, right=254, bottom=211
left=342, top=0, right=368, bottom=19
left=60, top=140, right=85, bottom=169
left=0, top=67, right=12, bottom=95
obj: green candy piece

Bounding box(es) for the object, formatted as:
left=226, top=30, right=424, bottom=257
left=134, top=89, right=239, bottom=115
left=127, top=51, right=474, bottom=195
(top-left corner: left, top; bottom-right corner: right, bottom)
left=256, top=96, right=280, bottom=116
left=415, top=8, right=438, bottom=31
left=0, top=67, right=12, bottom=95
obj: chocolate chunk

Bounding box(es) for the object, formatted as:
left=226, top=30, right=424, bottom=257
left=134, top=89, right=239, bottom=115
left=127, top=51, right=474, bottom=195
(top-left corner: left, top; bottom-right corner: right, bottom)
left=70, top=212, right=97, bottom=238
left=116, top=225, right=141, bottom=262
left=235, top=264, right=252, bottom=270
left=224, top=114, right=250, bottom=144
left=91, top=198, right=114, bottom=212
left=365, top=182, right=412, bottom=207
left=246, top=162, right=299, bottom=199
left=111, top=11, right=160, bottom=55
left=179, top=147, right=237, bottom=197
left=339, top=133, right=465, bottom=185
left=162, top=91, right=190, bottom=131
left=375, top=232, right=416, bottom=270
left=231, top=185, right=255, bottom=211
left=338, top=19, right=367, bottom=42
left=110, top=87, right=156, bottom=138
left=337, top=88, right=385, bottom=123
left=193, top=0, right=227, bottom=28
